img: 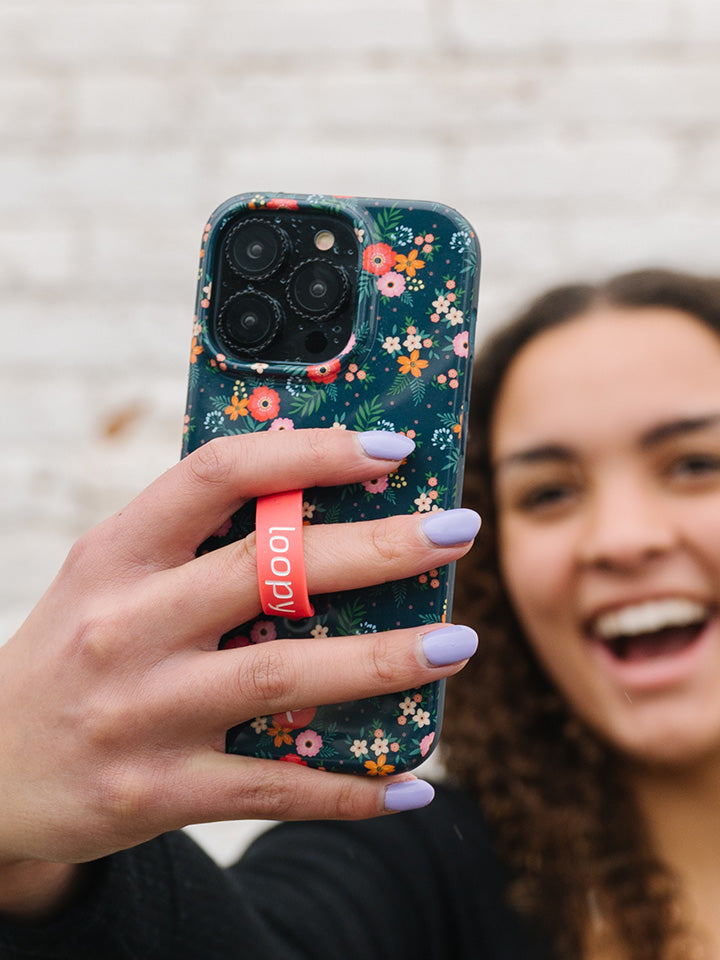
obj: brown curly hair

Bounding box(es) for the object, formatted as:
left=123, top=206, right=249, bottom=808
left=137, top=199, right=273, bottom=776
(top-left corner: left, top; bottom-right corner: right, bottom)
left=443, top=268, right=720, bottom=959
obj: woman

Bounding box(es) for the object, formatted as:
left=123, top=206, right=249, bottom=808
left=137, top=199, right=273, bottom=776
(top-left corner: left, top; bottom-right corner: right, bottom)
left=446, top=267, right=720, bottom=958
left=2, top=268, right=719, bottom=958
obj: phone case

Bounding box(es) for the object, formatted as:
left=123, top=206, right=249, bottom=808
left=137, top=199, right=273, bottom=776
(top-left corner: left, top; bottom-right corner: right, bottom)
left=183, top=192, right=480, bottom=775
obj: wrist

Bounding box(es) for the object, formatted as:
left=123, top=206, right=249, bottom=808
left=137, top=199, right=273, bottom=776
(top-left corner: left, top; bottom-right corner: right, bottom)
left=0, top=859, right=84, bottom=921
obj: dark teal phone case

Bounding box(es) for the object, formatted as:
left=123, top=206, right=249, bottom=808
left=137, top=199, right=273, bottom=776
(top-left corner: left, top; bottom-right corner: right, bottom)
left=183, top=192, right=480, bottom=774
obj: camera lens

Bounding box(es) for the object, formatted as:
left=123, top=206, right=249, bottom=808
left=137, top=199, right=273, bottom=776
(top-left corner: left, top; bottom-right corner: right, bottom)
left=225, top=219, right=288, bottom=278
left=217, top=291, right=282, bottom=354
left=289, top=259, right=349, bottom=320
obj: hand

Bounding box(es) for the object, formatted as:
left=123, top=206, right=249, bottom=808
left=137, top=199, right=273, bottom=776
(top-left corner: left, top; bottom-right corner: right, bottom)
left=0, top=430, right=478, bottom=904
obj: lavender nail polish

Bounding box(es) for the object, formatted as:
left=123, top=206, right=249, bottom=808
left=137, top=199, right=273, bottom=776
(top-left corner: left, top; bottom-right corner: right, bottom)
left=384, top=779, right=435, bottom=812
left=357, top=430, right=415, bottom=461
left=422, top=625, right=479, bottom=666
left=422, top=508, right=481, bottom=546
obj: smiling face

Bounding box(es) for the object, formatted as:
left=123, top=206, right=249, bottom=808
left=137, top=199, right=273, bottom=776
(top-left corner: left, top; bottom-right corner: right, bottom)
left=492, top=305, right=720, bottom=766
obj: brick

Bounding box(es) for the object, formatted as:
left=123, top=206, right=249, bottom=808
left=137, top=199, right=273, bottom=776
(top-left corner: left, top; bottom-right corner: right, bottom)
left=0, top=225, right=76, bottom=289
left=189, top=0, right=433, bottom=61
left=448, top=0, right=676, bottom=51
left=70, top=73, right=182, bottom=143
left=453, top=136, right=678, bottom=208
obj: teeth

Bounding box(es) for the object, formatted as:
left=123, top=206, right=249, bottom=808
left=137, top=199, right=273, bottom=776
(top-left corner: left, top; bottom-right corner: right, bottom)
left=593, top=599, right=709, bottom=639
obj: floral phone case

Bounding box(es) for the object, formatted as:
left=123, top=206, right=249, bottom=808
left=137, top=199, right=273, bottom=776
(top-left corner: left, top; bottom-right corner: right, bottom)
left=183, top=192, right=480, bottom=774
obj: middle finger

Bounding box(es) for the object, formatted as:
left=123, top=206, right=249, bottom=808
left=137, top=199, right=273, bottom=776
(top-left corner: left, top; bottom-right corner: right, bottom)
left=138, top=508, right=481, bottom=649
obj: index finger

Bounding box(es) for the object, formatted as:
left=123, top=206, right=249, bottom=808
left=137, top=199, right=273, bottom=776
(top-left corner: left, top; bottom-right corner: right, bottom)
left=101, top=429, right=415, bottom=567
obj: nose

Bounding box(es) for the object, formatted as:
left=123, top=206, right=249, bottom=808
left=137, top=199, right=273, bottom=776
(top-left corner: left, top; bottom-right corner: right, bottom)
left=578, top=476, right=676, bottom=573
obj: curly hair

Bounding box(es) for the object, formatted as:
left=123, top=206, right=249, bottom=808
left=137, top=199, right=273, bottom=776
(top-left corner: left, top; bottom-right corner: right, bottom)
left=442, top=269, right=720, bottom=959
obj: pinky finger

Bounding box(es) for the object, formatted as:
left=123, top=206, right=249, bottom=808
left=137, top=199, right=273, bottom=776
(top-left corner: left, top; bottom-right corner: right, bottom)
left=170, top=753, right=434, bottom=827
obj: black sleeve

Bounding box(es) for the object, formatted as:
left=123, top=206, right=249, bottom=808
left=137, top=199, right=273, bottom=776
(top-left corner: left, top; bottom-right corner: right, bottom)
left=0, top=787, right=553, bottom=960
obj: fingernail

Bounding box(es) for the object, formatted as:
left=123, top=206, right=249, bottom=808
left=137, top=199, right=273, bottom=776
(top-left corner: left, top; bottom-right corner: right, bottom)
left=357, top=430, right=415, bottom=461
left=384, top=779, right=435, bottom=812
left=422, top=508, right=481, bottom=546
left=421, top=624, right=478, bottom=666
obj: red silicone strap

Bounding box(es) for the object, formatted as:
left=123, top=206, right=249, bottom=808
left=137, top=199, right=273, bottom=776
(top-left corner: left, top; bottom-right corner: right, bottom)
left=255, top=490, right=314, bottom=620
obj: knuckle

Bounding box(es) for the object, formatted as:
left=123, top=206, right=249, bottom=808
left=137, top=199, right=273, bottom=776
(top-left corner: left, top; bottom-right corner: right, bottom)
left=242, top=644, right=293, bottom=708
left=367, top=631, right=399, bottom=686
left=330, top=774, right=366, bottom=819
left=95, top=761, right=163, bottom=832
left=185, top=438, right=235, bottom=488
left=243, top=765, right=298, bottom=820
left=223, top=534, right=257, bottom=581
left=369, top=518, right=404, bottom=567
left=73, top=608, right=123, bottom=667
left=61, top=528, right=103, bottom=581
left=303, top=428, right=333, bottom=466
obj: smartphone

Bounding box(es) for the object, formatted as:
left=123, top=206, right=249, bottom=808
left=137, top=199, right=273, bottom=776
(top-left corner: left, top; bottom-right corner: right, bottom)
left=183, top=192, right=480, bottom=775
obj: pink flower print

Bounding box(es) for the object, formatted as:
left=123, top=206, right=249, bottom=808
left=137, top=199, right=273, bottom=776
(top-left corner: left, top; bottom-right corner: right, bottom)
left=362, top=475, right=389, bottom=494
left=269, top=417, right=295, bottom=431
left=251, top=620, right=277, bottom=644
left=340, top=333, right=357, bottom=356
left=295, top=729, right=323, bottom=757
left=213, top=517, right=232, bottom=538
left=453, top=330, right=469, bottom=358
left=420, top=732, right=436, bottom=757
left=377, top=271, right=406, bottom=298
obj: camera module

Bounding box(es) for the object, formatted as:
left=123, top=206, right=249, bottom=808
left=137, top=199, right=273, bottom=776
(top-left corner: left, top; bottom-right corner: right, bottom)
left=217, top=291, right=282, bottom=355
left=225, top=219, right=288, bottom=279
left=289, top=259, right=349, bottom=321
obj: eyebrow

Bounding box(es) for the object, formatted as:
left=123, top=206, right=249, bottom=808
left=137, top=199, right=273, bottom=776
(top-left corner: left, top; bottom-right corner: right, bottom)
left=639, top=413, right=720, bottom=448
left=494, top=413, right=720, bottom=474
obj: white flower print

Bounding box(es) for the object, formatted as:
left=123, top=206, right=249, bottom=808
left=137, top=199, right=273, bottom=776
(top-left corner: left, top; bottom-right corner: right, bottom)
left=371, top=737, right=390, bottom=756
left=403, top=333, right=423, bottom=351
left=350, top=739, right=369, bottom=758
left=390, top=224, right=414, bottom=247
left=398, top=696, right=417, bottom=716
left=302, top=501, right=316, bottom=519
left=446, top=307, right=464, bottom=326
left=250, top=716, right=269, bottom=734
left=414, top=709, right=432, bottom=728
left=382, top=335, right=401, bottom=354
left=310, top=623, right=329, bottom=639
left=414, top=493, right=432, bottom=512
left=432, top=294, right=450, bottom=314
left=204, top=410, right=224, bottom=434
left=449, top=230, right=472, bottom=252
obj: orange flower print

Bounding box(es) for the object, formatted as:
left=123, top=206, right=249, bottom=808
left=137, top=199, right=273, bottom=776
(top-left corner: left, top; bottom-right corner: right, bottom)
left=190, top=337, right=203, bottom=364
left=364, top=754, right=396, bottom=776
left=224, top=395, right=249, bottom=420
left=307, top=358, right=341, bottom=384
left=267, top=197, right=299, bottom=209
left=267, top=722, right=293, bottom=747
left=394, top=249, right=425, bottom=277
left=362, top=242, right=397, bottom=276
left=397, top=350, right=429, bottom=378
left=247, top=386, right=280, bottom=421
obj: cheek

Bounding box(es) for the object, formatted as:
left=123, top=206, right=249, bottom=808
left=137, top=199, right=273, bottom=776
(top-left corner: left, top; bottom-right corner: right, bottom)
left=498, top=517, right=577, bottom=642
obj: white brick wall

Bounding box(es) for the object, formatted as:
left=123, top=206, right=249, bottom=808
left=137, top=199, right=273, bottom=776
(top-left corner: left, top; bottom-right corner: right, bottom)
left=3, top=0, right=720, bottom=858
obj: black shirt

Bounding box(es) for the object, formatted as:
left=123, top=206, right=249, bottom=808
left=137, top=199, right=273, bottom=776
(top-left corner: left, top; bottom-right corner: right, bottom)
left=0, top=786, right=554, bottom=959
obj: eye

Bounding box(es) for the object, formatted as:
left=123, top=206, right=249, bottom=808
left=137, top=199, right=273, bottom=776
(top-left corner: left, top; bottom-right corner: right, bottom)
left=669, top=452, right=720, bottom=480
left=517, top=482, right=578, bottom=514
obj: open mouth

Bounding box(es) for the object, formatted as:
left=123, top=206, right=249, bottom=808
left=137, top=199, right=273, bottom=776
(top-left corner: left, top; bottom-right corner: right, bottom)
left=589, top=598, right=713, bottom=663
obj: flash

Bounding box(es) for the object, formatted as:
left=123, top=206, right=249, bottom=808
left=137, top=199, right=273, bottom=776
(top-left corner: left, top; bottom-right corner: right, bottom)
left=314, top=230, right=335, bottom=252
